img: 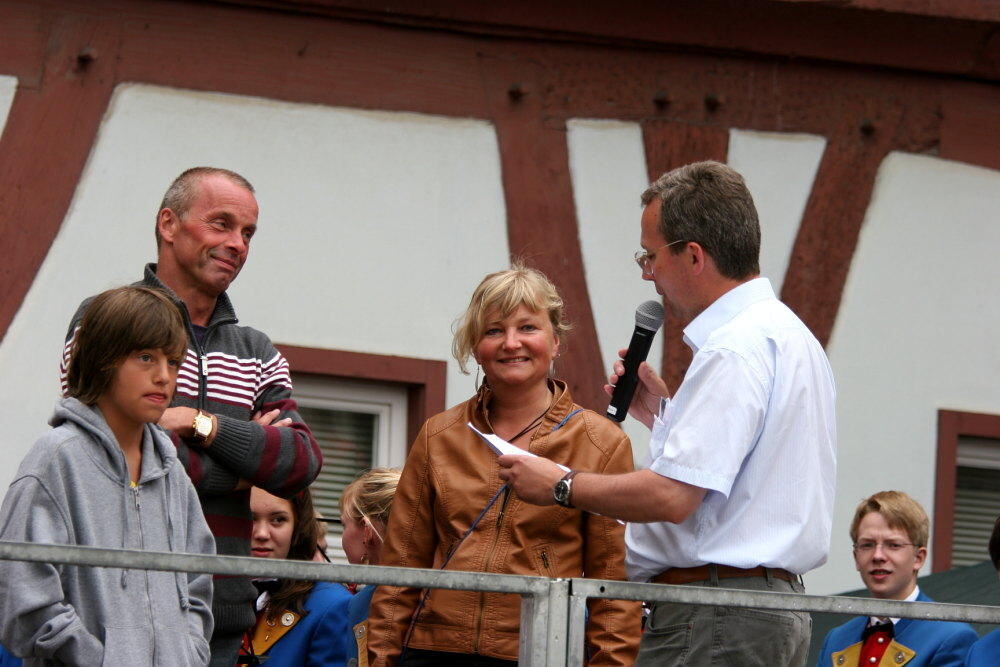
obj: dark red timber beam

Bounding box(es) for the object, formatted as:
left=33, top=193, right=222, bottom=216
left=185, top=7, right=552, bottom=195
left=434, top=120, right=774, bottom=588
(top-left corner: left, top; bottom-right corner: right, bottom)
left=0, top=0, right=995, bottom=410
left=479, top=50, right=608, bottom=412
left=0, top=6, right=119, bottom=343
left=641, top=122, right=729, bottom=394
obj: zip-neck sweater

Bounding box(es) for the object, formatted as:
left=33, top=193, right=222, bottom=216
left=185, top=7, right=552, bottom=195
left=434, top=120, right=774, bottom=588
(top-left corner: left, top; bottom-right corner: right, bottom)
left=61, top=265, right=323, bottom=646
left=0, top=398, right=215, bottom=665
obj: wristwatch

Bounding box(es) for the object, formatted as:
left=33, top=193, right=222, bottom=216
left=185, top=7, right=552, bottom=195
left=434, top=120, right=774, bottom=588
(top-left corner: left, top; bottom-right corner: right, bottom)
left=192, top=410, right=215, bottom=445
left=553, top=471, right=579, bottom=508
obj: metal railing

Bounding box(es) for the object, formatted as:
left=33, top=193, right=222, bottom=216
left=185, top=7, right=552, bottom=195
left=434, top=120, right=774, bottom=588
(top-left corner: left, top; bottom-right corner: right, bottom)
left=2, top=541, right=998, bottom=665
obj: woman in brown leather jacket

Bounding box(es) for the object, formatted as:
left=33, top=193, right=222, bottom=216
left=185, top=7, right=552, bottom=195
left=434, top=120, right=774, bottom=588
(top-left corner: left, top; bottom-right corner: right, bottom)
left=367, top=264, right=641, bottom=666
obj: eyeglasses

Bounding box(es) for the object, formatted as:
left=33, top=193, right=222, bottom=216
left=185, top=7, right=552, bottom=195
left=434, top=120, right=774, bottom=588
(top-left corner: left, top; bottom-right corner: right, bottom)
left=634, top=239, right=688, bottom=272
left=853, top=541, right=917, bottom=554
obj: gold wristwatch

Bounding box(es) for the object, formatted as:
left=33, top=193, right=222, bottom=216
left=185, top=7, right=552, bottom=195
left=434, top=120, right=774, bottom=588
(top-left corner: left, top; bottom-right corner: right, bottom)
left=192, top=410, right=215, bottom=445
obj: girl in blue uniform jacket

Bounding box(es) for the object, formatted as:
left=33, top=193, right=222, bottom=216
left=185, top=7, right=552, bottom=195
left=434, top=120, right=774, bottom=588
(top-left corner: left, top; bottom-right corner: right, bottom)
left=340, top=468, right=401, bottom=667
left=243, top=487, right=353, bottom=666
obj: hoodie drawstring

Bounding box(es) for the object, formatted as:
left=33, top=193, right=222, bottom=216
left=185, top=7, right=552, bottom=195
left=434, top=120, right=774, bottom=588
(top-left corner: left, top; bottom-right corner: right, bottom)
left=121, top=485, right=131, bottom=588
left=164, top=481, right=190, bottom=609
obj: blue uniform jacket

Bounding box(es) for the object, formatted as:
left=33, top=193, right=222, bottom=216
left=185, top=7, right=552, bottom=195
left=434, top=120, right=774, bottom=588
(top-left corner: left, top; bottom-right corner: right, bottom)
left=347, top=585, right=377, bottom=667
left=816, top=592, right=978, bottom=667
left=256, top=581, right=353, bottom=667
left=965, top=628, right=1000, bottom=666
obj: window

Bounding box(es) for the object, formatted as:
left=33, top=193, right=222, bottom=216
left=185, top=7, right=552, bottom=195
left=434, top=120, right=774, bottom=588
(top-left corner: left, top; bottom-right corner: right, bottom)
left=933, top=410, right=1000, bottom=571
left=275, top=345, right=446, bottom=563
left=294, top=375, right=408, bottom=564
left=952, top=437, right=1000, bottom=567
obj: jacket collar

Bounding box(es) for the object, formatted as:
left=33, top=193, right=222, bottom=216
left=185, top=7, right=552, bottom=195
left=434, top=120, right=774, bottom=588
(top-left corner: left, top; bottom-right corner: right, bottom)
left=471, top=379, right=573, bottom=438
left=142, top=263, right=238, bottom=329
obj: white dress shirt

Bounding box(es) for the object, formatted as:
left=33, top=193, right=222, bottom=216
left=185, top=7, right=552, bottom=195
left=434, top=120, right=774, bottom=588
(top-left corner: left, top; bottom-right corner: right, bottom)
left=625, top=278, right=837, bottom=580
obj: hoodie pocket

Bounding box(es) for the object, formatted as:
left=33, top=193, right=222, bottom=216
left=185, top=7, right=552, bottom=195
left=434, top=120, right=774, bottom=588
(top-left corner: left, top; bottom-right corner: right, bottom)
left=101, top=625, right=153, bottom=666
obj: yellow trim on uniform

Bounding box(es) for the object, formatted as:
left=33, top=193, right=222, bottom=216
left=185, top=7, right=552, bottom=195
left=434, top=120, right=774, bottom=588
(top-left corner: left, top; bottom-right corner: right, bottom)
left=353, top=620, right=369, bottom=667
left=250, top=609, right=301, bottom=655
left=829, top=639, right=916, bottom=666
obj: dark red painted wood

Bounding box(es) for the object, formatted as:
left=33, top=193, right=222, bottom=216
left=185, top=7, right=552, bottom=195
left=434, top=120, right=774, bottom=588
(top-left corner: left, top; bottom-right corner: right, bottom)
left=0, top=8, right=118, bottom=346
left=640, top=121, right=729, bottom=394
left=481, top=49, right=608, bottom=412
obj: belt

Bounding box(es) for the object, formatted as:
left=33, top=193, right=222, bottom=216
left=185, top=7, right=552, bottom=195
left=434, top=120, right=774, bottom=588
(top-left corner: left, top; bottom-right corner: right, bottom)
left=652, top=564, right=796, bottom=586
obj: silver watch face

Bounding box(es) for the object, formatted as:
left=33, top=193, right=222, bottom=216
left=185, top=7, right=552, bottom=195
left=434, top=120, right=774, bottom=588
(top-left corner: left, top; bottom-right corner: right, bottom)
left=554, top=480, right=570, bottom=505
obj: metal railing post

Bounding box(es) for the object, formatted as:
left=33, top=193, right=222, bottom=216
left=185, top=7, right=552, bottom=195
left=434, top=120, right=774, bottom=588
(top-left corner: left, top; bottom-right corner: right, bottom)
left=565, top=581, right=589, bottom=667
left=519, top=578, right=570, bottom=665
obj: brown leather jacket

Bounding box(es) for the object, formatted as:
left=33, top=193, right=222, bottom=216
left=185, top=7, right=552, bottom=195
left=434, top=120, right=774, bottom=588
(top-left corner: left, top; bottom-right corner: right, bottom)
left=368, top=381, right=641, bottom=665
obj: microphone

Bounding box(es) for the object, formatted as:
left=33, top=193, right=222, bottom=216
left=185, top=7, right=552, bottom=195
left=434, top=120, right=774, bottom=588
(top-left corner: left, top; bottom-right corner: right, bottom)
left=606, top=300, right=665, bottom=422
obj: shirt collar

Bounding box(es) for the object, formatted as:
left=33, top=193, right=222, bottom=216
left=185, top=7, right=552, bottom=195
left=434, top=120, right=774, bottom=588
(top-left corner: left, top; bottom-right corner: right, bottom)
left=682, top=277, right=774, bottom=352
left=868, top=585, right=920, bottom=627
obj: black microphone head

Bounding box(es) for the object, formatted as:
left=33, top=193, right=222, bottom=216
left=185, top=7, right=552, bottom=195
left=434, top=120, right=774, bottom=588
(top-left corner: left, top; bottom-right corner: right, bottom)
left=634, top=300, right=665, bottom=332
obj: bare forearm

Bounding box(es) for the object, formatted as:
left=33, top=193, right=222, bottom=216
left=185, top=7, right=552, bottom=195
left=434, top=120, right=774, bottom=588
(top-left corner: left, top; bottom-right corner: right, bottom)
left=571, top=469, right=704, bottom=524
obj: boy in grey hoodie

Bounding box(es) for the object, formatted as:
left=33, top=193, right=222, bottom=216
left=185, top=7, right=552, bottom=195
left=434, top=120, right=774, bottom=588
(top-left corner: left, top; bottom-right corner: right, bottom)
left=0, top=286, right=215, bottom=666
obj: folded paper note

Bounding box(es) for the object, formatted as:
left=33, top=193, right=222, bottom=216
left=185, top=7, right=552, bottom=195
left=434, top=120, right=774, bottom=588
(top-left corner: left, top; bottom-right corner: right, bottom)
left=468, top=422, right=570, bottom=472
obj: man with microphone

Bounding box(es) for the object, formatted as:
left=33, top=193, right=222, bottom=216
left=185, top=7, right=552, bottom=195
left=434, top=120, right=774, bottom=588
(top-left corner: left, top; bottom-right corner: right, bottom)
left=499, top=160, right=836, bottom=666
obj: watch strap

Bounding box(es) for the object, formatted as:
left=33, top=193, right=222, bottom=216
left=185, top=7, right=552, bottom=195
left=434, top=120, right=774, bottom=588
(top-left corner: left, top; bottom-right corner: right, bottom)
left=554, top=470, right=579, bottom=508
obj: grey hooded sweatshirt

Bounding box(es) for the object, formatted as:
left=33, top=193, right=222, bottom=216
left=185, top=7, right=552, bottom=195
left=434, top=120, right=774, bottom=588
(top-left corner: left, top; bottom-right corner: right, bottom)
left=0, top=398, right=215, bottom=666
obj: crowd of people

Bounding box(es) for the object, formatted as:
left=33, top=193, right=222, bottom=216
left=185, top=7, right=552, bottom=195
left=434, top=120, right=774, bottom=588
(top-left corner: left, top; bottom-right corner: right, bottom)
left=0, top=163, right=996, bottom=666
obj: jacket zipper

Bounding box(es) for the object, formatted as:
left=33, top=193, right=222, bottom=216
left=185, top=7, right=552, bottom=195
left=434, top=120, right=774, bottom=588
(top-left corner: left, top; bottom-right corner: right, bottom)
left=133, top=486, right=157, bottom=663
left=540, top=550, right=552, bottom=576
left=473, top=486, right=513, bottom=654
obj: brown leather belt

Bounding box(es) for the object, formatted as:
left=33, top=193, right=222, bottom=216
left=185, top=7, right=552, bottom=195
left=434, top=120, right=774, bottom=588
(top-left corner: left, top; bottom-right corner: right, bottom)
left=652, top=564, right=796, bottom=586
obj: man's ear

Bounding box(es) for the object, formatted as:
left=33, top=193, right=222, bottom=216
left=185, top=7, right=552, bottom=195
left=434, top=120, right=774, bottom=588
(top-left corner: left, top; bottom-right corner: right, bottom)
left=688, top=242, right=709, bottom=276
left=157, top=208, right=179, bottom=244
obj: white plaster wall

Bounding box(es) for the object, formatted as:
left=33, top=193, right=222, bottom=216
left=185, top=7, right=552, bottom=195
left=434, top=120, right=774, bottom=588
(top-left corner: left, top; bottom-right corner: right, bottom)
left=808, top=152, right=1000, bottom=595
left=727, top=129, right=826, bottom=294
left=567, top=119, right=662, bottom=463
left=0, top=83, right=508, bottom=492
left=0, top=75, right=16, bottom=133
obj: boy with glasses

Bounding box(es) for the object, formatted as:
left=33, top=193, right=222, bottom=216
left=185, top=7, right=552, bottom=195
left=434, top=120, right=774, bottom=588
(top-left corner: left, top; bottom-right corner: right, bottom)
left=815, top=491, right=976, bottom=666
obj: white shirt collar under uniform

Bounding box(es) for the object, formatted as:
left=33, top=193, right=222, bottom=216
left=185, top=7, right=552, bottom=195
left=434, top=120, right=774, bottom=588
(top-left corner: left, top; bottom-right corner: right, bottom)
left=869, top=586, right=920, bottom=627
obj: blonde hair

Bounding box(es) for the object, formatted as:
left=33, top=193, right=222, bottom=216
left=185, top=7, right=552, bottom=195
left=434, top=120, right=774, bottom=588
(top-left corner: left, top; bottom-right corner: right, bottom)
left=849, top=490, right=929, bottom=547
left=339, top=468, right=401, bottom=543
left=452, top=262, right=571, bottom=374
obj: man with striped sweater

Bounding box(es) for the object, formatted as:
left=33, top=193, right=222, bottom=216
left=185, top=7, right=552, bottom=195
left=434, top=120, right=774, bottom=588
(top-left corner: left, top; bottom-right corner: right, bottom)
left=62, top=167, right=323, bottom=666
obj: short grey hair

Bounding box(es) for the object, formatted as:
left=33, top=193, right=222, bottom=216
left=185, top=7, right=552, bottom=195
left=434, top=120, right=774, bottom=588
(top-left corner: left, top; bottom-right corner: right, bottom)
left=155, top=167, right=255, bottom=246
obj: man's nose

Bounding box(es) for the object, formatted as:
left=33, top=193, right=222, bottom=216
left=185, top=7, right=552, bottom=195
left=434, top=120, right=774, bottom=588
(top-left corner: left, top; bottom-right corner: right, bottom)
left=226, top=229, right=248, bottom=255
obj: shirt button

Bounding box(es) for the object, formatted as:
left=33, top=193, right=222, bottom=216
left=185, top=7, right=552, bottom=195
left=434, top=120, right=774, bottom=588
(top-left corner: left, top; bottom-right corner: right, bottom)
left=869, top=658, right=877, bottom=664
left=877, top=637, right=885, bottom=644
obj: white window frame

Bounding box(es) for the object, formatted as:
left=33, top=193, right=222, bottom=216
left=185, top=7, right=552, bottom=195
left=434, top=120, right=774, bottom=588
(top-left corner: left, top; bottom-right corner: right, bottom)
left=292, top=374, right=409, bottom=468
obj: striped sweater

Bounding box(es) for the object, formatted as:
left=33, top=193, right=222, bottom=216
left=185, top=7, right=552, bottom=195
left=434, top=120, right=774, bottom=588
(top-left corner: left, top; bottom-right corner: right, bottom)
left=61, top=264, right=323, bottom=647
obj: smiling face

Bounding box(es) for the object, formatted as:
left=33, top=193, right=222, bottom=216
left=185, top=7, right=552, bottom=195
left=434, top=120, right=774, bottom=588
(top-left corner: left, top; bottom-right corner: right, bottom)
left=250, top=487, right=295, bottom=560
left=97, top=348, right=180, bottom=434
left=157, top=174, right=259, bottom=298
left=474, top=304, right=559, bottom=392
left=854, top=511, right=926, bottom=600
